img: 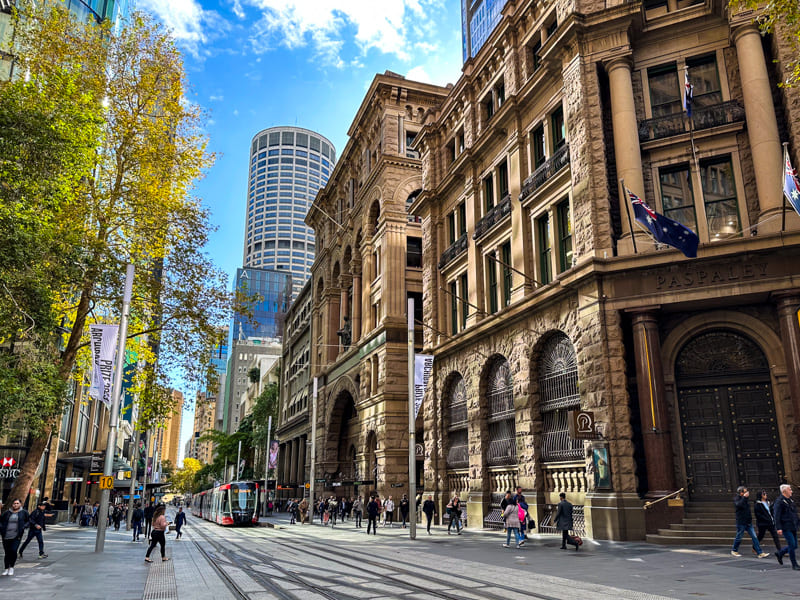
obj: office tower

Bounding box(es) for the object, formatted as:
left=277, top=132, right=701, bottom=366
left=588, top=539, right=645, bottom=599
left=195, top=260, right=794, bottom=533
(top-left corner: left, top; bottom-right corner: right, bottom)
left=243, top=126, right=335, bottom=300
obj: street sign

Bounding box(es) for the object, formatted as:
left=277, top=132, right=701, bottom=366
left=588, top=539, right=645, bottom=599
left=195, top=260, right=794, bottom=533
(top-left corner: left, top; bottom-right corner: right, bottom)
left=65, top=477, right=83, bottom=483
left=391, top=483, right=403, bottom=488
left=99, top=476, right=114, bottom=490
left=304, top=483, right=310, bottom=489
left=90, top=452, right=104, bottom=473
left=315, top=478, right=326, bottom=483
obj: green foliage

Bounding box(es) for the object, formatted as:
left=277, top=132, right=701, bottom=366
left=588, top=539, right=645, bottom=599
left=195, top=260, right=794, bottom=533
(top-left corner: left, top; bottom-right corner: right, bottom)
left=731, top=0, right=800, bottom=87
left=250, top=382, right=279, bottom=447
left=170, top=457, right=201, bottom=494
left=247, top=367, right=260, bottom=383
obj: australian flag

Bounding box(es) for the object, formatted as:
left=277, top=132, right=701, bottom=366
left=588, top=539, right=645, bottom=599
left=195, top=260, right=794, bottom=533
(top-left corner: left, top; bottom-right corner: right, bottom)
left=683, top=68, right=693, bottom=118
left=628, top=189, right=699, bottom=258
left=784, top=149, right=800, bottom=217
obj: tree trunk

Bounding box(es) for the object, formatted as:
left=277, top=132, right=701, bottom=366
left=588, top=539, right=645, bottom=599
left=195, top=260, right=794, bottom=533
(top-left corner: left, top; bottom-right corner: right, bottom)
left=6, top=427, right=52, bottom=506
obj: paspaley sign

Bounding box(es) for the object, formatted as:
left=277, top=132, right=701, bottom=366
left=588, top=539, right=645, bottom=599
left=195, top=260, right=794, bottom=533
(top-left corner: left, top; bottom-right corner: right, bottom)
left=0, top=457, right=20, bottom=479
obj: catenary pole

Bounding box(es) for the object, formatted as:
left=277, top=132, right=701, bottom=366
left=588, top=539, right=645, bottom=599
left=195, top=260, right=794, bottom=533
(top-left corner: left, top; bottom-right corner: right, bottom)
left=95, top=264, right=134, bottom=553
left=408, top=298, right=417, bottom=540
left=236, top=440, right=242, bottom=480
left=126, top=430, right=140, bottom=531
left=309, top=377, right=318, bottom=522
left=264, top=415, right=272, bottom=516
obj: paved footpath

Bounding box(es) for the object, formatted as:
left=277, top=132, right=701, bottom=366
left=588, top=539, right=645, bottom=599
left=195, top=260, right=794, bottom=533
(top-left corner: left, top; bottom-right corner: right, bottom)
left=0, top=508, right=235, bottom=600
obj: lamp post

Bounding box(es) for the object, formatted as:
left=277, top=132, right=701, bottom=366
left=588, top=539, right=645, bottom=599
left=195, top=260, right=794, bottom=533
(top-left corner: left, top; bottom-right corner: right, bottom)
left=407, top=298, right=417, bottom=540
left=309, top=377, right=318, bottom=522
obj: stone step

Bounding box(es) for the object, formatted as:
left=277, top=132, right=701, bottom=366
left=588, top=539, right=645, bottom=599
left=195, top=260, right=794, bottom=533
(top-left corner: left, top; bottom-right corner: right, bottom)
left=664, top=523, right=731, bottom=532
left=658, top=527, right=734, bottom=537
left=646, top=533, right=731, bottom=545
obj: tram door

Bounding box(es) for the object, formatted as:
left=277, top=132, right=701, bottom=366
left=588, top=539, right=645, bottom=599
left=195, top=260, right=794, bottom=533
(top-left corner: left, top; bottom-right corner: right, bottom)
left=676, top=331, right=784, bottom=500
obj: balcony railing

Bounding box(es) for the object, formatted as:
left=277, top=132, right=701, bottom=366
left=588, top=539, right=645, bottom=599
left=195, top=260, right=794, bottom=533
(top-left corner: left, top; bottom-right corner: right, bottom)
left=438, top=233, right=468, bottom=269
left=637, top=101, right=745, bottom=143
left=519, top=143, right=570, bottom=202
left=473, top=193, right=511, bottom=240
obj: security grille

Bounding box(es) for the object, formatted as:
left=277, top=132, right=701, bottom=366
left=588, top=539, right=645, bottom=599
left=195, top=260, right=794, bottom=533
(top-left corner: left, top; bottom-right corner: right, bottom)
left=446, top=376, right=468, bottom=469
left=539, top=334, right=582, bottom=462
left=487, top=359, right=516, bottom=466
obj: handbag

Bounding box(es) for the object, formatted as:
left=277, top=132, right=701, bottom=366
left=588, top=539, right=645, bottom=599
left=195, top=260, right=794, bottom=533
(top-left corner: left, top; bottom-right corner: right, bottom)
left=528, top=517, right=536, bottom=530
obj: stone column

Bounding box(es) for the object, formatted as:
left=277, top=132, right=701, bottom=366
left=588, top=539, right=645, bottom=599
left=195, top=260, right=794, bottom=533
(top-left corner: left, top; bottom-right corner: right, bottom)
left=606, top=56, right=645, bottom=254
left=509, top=136, right=533, bottom=302
left=630, top=309, right=676, bottom=494
left=732, top=24, right=783, bottom=232
left=776, top=293, right=800, bottom=425
left=361, top=240, right=374, bottom=335
left=352, top=261, right=362, bottom=344
left=289, top=439, right=299, bottom=486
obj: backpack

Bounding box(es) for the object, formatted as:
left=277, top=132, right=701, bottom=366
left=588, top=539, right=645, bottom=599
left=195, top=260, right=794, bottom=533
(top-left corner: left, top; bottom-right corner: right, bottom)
left=517, top=505, right=526, bottom=522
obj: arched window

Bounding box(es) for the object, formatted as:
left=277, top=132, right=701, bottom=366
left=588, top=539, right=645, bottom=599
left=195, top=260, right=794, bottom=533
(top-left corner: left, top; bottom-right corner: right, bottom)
left=486, top=358, right=516, bottom=466
left=539, top=333, right=582, bottom=462
left=446, top=375, right=468, bottom=469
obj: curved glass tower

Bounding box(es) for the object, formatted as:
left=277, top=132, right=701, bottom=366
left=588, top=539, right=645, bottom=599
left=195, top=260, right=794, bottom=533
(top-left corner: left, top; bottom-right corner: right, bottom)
left=244, top=126, right=336, bottom=300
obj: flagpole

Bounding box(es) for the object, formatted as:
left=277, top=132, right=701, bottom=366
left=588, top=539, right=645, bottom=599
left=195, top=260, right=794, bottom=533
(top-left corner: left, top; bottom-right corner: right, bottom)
left=783, top=142, right=789, bottom=232
left=620, top=179, right=638, bottom=254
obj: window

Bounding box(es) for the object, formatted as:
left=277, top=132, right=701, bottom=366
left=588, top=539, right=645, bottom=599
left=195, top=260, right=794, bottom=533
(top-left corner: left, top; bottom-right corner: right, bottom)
left=450, top=281, right=459, bottom=335
left=459, top=273, right=469, bottom=328
left=537, top=214, right=552, bottom=285
left=501, top=242, right=512, bottom=307
left=531, top=124, right=546, bottom=169
left=659, top=165, right=696, bottom=231
left=483, top=174, right=494, bottom=211
left=406, top=131, right=419, bottom=159
left=495, top=81, right=506, bottom=108
left=407, top=237, right=422, bottom=268
left=701, top=156, right=740, bottom=239
left=557, top=200, right=573, bottom=272
left=486, top=253, right=498, bottom=315
left=483, top=93, right=494, bottom=121
left=551, top=106, right=565, bottom=149
left=687, top=55, right=722, bottom=109
left=529, top=39, right=542, bottom=74
left=497, top=160, right=509, bottom=200
left=448, top=212, right=457, bottom=244
left=458, top=202, right=467, bottom=236
left=648, top=64, right=680, bottom=117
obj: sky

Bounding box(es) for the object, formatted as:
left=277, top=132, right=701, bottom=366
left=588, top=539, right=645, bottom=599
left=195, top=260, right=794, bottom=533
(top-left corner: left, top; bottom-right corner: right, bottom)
left=134, top=0, right=466, bottom=466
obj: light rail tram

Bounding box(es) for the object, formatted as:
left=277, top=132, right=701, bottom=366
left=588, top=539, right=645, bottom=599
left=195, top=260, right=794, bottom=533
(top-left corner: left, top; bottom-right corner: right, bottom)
left=190, top=480, right=259, bottom=526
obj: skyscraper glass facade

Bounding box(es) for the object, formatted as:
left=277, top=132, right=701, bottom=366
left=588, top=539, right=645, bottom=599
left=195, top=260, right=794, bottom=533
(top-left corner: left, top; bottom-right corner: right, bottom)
left=62, top=0, right=130, bottom=27
left=229, top=267, right=293, bottom=346
left=243, top=126, right=335, bottom=300
left=461, top=0, right=510, bottom=62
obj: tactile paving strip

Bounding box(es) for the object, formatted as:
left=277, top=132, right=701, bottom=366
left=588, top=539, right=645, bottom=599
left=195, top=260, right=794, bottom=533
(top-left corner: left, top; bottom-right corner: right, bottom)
left=142, top=559, right=178, bottom=600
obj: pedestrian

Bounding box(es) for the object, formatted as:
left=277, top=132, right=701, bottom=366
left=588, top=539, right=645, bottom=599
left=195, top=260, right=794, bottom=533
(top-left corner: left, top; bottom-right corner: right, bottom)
left=144, top=502, right=155, bottom=539
left=144, top=505, right=170, bottom=563
left=384, top=496, right=395, bottom=527
left=18, top=499, right=48, bottom=560
left=328, top=497, right=338, bottom=527
left=366, top=495, right=380, bottom=535
left=174, top=507, right=187, bottom=539
left=730, top=486, right=769, bottom=558
left=131, top=502, right=144, bottom=542
left=501, top=496, right=523, bottom=548
left=400, top=495, right=410, bottom=528
left=774, top=483, right=800, bottom=570
left=352, top=496, right=363, bottom=528
left=755, top=490, right=781, bottom=552
left=1, top=498, right=29, bottom=576
left=71, top=500, right=79, bottom=523
left=112, top=505, right=123, bottom=531
left=422, top=495, right=436, bottom=534
left=556, top=492, right=579, bottom=550
left=447, top=496, right=462, bottom=535
left=514, top=487, right=529, bottom=539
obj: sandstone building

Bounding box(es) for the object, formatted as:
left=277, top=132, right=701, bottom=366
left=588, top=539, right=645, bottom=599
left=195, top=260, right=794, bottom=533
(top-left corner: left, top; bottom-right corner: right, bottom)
left=304, top=72, right=449, bottom=502
left=409, top=0, right=800, bottom=541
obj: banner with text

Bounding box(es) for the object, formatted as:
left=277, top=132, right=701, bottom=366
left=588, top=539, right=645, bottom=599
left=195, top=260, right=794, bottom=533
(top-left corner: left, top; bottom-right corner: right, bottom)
left=89, top=324, right=118, bottom=406
left=414, top=354, right=433, bottom=420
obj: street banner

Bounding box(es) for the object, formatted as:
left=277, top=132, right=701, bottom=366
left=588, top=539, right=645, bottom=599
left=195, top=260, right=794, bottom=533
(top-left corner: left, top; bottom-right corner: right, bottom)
left=89, top=324, right=118, bottom=406
left=414, top=354, right=433, bottom=420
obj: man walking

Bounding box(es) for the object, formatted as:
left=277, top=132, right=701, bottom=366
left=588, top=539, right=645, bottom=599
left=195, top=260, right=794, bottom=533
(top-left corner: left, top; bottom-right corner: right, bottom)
left=730, top=486, right=769, bottom=558
left=131, top=502, right=144, bottom=542
left=352, top=496, right=363, bottom=528
left=144, top=503, right=155, bottom=539
left=366, top=495, right=380, bottom=535
left=555, top=492, right=578, bottom=550
left=173, top=507, right=186, bottom=539
left=18, top=500, right=48, bottom=560
left=774, top=484, right=800, bottom=570
left=383, top=496, right=394, bottom=527
left=399, top=495, right=410, bottom=528
left=422, top=495, right=436, bottom=534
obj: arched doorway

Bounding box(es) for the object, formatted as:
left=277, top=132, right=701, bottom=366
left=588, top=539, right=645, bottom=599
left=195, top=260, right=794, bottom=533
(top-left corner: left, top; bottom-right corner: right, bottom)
left=676, top=330, right=784, bottom=499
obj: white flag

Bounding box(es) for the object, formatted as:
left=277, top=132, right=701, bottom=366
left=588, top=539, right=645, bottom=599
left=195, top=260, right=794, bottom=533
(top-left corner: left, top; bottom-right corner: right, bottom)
left=89, top=324, right=118, bottom=406
left=414, top=354, right=433, bottom=420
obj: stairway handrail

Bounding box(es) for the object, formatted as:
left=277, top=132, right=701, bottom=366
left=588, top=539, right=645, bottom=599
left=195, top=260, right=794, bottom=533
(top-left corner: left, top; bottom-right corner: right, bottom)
left=643, top=488, right=685, bottom=510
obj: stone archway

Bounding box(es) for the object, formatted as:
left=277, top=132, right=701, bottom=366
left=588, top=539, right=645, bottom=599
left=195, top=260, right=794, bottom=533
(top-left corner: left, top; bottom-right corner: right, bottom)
left=675, top=329, right=784, bottom=499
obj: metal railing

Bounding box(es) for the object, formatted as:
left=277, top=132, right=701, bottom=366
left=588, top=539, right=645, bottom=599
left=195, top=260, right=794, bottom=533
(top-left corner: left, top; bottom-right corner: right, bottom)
left=519, top=144, right=570, bottom=202
left=643, top=488, right=685, bottom=510
left=438, top=233, right=468, bottom=269
left=473, top=194, right=512, bottom=240
left=637, top=101, right=745, bottom=143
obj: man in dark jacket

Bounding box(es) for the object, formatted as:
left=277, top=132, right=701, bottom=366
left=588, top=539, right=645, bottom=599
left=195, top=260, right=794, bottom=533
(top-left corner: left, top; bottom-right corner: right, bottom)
left=731, top=486, right=769, bottom=558
left=366, top=495, right=380, bottom=535
left=774, top=484, right=800, bottom=569
left=174, top=507, right=187, bottom=539
left=131, top=503, right=144, bottom=542
left=555, top=492, right=578, bottom=550
left=422, top=495, right=436, bottom=534
left=143, top=503, right=155, bottom=539
left=18, top=500, right=48, bottom=559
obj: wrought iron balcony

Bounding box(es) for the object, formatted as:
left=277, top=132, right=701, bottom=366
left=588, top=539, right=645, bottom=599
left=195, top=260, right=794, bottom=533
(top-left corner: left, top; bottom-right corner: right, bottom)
left=638, top=101, right=745, bottom=143
left=473, top=194, right=511, bottom=240
left=438, top=233, right=468, bottom=269
left=519, top=143, right=570, bottom=202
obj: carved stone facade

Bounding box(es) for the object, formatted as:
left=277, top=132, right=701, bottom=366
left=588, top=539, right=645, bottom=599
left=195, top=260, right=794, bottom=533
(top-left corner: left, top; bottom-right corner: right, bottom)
left=305, top=73, right=450, bottom=502
left=411, top=0, right=800, bottom=541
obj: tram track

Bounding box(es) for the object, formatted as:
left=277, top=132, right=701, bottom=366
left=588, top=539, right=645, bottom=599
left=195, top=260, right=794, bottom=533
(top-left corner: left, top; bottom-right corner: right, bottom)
left=190, top=519, right=567, bottom=600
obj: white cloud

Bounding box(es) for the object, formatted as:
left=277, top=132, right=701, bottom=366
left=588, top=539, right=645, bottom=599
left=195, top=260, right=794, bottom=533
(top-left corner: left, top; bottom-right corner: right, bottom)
left=137, top=0, right=218, bottom=57
left=209, top=95, right=224, bottom=102
left=232, top=0, right=246, bottom=19
left=242, top=0, right=443, bottom=67
left=405, top=66, right=431, bottom=84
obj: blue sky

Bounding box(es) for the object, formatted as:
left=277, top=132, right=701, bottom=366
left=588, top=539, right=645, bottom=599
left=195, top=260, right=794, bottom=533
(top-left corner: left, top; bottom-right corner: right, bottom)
left=135, top=0, right=465, bottom=464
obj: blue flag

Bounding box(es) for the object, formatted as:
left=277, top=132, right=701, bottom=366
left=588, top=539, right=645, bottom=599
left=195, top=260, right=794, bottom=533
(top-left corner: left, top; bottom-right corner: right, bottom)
left=628, top=189, right=699, bottom=258
left=784, top=149, right=800, bottom=217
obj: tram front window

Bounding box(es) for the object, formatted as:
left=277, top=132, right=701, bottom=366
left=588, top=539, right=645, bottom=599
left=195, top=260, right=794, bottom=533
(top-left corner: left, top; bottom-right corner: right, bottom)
left=231, top=483, right=257, bottom=511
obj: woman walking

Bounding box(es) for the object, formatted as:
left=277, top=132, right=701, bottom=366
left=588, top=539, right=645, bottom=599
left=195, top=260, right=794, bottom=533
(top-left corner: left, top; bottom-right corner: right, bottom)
left=755, top=489, right=781, bottom=551
left=1, top=498, right=29, bottom=576
left=144, top=505, right=170, bottom=563
left=501, top=497, right=523, bottom=548
left=447, top=496, right=462, bottom=535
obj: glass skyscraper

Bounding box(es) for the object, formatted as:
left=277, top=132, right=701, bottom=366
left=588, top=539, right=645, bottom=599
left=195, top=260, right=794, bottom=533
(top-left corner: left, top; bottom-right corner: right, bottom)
left=229, top=267, right=293, bottom=346
left=62, top=0, right=130, bottom=29
left=243, top=126, right=335, bottom=300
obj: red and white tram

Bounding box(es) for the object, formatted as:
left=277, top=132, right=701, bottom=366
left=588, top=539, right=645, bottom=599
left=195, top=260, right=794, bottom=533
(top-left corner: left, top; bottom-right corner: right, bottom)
left=190, top=481, right=259, bottom=526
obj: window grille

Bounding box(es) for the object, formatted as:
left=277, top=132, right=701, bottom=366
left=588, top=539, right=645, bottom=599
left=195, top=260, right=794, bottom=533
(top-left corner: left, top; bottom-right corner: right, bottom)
left=486, top=359, right=516, bottom=466
left=539, top=334, right=582, bottom=462
left=446, top=376, right=468, bottom=469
